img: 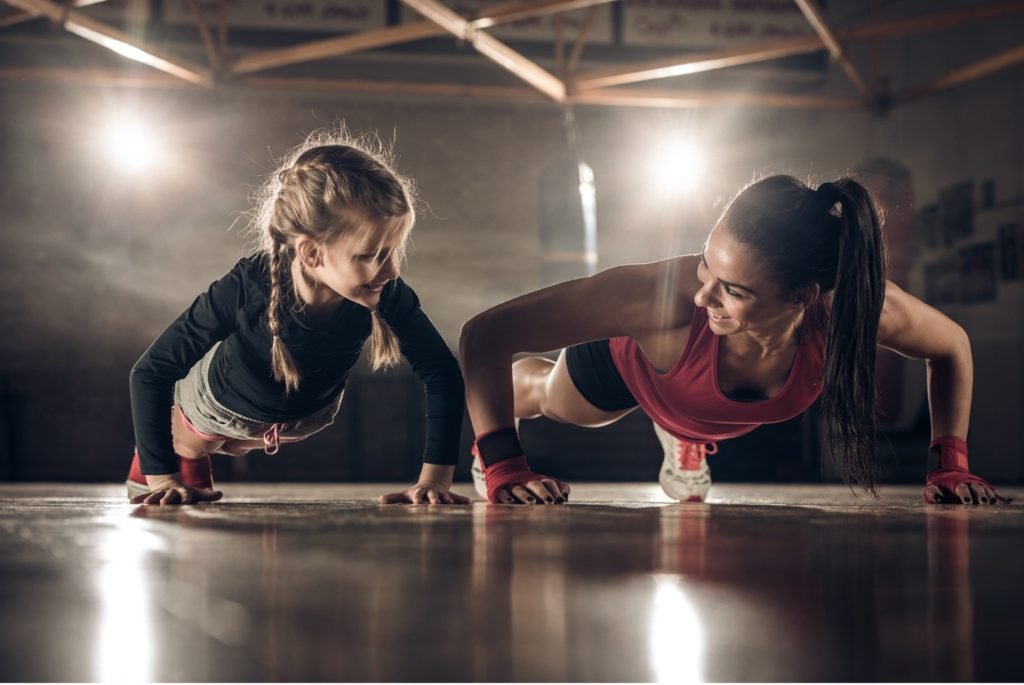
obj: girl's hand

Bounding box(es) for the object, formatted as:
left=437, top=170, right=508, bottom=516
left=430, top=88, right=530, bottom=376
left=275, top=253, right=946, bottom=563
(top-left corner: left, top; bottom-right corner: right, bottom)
left=377, top=481, right=471, bottom=505
left=924, top=470, right=1011, bottom=505
left=130, top=481, right=223, bottom=506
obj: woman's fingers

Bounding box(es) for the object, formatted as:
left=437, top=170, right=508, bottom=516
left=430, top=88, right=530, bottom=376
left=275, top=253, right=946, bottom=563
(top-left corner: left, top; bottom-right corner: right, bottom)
left=954, top=483, right=973, bottom=504
left=527, top=481, right=556, bottom=504
left=497, top=488, right=516, bottom=504
left=510, top=485, right=537, bottom=504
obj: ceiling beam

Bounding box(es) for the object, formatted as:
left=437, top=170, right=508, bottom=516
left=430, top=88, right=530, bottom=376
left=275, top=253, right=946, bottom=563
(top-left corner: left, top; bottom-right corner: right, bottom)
left=573, top=1, right=1024, bottom=90
left=895, top=43, right=1024, bottom=104
left=0, top=65, right=865, bottom=111
left=0, top=0, right=107, bottom=30
left=1, top=0, right=213, bottom=86
left=794, top=0, right=873, bottom=103
left=574, top=35, right=823, bottom=90
left=185, top=0, right=221, bottom=73
left=230, top=0, right=613, bottom=77
left=401, top=0, right=566, bottom=101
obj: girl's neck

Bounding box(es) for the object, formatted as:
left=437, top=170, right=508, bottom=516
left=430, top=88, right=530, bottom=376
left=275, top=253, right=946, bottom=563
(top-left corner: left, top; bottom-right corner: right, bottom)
left=290, top=256, right=343, bottom=311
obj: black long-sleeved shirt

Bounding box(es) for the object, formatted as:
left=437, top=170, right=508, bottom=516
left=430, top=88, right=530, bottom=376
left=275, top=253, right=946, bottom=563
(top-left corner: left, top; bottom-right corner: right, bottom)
left=130, top=255, right=464, bottom=474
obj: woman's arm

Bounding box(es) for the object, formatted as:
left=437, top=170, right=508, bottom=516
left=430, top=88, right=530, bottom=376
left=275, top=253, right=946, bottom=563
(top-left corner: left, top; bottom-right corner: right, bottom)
left=877, top=281, right=1006, bottom=503
left=876, top=280, right=971, bottom=442
left=460, top=256, right=698, bottom=438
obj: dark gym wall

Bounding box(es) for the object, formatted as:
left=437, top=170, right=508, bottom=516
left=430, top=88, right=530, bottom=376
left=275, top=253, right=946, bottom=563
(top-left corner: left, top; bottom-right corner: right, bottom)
left=1, top=2, right=1021, bottom=483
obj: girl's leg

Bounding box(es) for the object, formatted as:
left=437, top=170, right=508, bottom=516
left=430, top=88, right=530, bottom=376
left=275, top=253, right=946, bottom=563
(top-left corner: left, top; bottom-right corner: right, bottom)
left=512, top=349, right=634, bottom=427
left=170, top=407, right=226, bottom=458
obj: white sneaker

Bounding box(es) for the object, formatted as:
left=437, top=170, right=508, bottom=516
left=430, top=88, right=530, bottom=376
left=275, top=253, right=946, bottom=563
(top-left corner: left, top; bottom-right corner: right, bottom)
left=470, top=449, right=488, bottom=499
left=654, top=422, right=715, bottom=502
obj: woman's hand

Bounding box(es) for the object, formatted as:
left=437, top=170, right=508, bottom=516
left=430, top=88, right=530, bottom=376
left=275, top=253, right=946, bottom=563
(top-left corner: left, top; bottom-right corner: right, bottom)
left=924, top=470, right=1010, bottom=505
left=493, top=477, right=570, bottom=505
left=131, top=476, right=223, bottom=506
left=377, top=481, right=471, bottom=505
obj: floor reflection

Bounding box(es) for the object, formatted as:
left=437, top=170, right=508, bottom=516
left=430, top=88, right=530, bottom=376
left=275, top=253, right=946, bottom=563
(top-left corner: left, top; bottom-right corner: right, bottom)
left=0, top=484, right=1019, bottom=681
left=93, top=516, right=160, bottom=683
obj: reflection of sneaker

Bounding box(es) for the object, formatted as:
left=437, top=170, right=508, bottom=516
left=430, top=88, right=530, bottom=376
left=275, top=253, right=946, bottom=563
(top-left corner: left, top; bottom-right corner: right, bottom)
left=653, top=423, right=716, bottom=502
left=470, top=446, right=488, bottom=499
left=125, top=449, right=215, bottom=500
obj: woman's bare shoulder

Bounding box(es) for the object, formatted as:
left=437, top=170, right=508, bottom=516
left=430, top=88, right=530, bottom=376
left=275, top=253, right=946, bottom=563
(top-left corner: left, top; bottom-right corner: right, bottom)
left=608, top=254, right=700, bottom=335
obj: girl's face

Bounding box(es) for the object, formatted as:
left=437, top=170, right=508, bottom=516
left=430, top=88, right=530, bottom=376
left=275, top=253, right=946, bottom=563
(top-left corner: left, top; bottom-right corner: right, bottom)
left=694, top=225, right=811, bottom=337
left=306, top=213, right=411, bottom=309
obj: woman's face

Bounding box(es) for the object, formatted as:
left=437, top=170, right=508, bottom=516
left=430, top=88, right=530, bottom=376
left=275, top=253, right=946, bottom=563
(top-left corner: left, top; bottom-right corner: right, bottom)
left=307, top=212, right=411, bottom=309
left=694, top=225, right=809, bottom=337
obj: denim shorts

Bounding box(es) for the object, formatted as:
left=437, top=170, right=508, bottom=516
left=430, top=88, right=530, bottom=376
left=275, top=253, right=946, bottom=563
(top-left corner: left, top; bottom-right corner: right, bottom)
left=173, top=342, right=343, bottom=454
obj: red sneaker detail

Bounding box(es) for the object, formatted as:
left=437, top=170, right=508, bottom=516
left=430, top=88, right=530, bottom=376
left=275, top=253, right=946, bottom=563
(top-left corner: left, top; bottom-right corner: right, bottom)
left=127, top=449, right=146, bottom=486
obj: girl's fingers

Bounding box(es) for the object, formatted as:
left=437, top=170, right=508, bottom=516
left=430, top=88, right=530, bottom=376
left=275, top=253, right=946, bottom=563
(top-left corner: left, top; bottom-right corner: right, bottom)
left=438, top=491, right=454, bottom=504
left=450, top=492, right=472, bottom=505
left=409, top=489, right=425, bottom=504
left=426, top=490, right=440, bottom=505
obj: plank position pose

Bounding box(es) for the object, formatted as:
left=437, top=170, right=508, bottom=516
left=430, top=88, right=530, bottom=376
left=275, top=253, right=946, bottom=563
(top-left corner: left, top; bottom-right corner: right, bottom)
left=127, top=132, right=468, bottom=506
left=459, top=175, right=1008, bottom=506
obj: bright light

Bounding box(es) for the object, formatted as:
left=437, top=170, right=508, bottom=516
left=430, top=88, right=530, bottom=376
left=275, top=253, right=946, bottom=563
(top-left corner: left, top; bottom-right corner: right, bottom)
left=649, top=140, right=707, bottom=195
left=101, top=115, right=162, bottom=173
left=94, top=520, right=162, bottom=683
left=648, top=575, right=704, bottom=683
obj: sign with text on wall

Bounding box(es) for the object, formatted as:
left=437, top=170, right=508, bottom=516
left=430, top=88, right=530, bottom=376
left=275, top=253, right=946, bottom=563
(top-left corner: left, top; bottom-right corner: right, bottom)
left=398, top=0, right=614, bottom=45
left=162, top=0, right=388, bottom=33
left=622, top=0, right=814, bottom=49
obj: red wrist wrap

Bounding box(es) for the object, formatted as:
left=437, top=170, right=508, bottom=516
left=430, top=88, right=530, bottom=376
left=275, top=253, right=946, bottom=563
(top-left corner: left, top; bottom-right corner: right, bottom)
left=482, top=455, right=543, bottom=503
left=930, top=435, right=969, bottom=472
left=179, top=455, right=214, bottom=489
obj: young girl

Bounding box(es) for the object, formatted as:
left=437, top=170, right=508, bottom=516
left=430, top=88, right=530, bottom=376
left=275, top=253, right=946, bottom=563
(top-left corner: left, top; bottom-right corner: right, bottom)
left=127, top=131, right=469, bottom=506
left=460, top=175, right=1008, bottom=506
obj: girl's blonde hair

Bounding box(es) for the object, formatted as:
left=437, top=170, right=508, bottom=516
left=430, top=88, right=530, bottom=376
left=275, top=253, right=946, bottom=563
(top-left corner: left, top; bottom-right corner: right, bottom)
left=249, top=128, right=416, bottom=393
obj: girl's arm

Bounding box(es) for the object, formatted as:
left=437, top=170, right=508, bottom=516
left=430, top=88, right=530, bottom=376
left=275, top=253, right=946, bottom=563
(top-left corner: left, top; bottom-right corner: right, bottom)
left=876, top=280, right=1005, bottom=504
left=130, top=262, right=245, bottom=480
left=377, top=278, right=467, bottom=503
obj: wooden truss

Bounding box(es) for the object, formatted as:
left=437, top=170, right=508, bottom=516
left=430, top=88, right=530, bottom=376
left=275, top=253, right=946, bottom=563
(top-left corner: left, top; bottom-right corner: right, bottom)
left=2, top=0, right=1023, bottom=111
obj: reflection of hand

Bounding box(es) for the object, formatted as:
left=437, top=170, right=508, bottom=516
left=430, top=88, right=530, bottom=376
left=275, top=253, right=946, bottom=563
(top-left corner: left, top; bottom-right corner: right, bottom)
left=377, top=481, right=471, bottom=505
left=130, top=478, right=224, bottom=506
left=484, top=456, right=570, bottom=505
left=924, top=469, right=1010, bottom=505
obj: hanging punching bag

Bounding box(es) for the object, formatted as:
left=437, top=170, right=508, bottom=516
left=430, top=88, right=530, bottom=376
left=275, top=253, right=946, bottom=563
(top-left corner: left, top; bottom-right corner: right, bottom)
left=538, top=111, right=597, bottom=286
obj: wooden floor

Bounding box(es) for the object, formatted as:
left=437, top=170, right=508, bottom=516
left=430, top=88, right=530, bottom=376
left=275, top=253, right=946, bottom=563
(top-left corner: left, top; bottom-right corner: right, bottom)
left=0, top=482, right=1021, bottom=682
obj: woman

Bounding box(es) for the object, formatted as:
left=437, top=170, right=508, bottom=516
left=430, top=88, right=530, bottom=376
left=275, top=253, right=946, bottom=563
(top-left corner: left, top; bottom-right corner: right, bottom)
left=459, top=175, right=1006, bottom=506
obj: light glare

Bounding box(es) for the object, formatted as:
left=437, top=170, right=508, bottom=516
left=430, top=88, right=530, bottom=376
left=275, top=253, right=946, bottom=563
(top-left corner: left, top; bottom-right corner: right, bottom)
left=650, top=140, right=706, bottom=195
left=102, top=116, right=160, bottom=172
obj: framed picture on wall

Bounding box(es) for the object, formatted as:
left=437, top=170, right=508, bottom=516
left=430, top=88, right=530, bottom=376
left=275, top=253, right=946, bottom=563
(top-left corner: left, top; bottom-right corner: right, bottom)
left=924, top=255, right=958, bottom=305
left=998, top=222, right=1020, bottom=281
left=939, top=180, right=974, bottom=246
left=917, top=203, right=942, bottom=250
left=958, top=242, right=996, bottom=304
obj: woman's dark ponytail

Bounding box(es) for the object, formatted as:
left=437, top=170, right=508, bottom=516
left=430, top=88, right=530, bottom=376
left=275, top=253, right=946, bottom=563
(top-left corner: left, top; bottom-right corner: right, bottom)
left=820, top=179, right=887, bottom=494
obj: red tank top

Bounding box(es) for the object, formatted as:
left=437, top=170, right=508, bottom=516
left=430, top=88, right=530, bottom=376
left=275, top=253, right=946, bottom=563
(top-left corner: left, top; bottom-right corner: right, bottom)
left=609, top=301, right=828, bottom=444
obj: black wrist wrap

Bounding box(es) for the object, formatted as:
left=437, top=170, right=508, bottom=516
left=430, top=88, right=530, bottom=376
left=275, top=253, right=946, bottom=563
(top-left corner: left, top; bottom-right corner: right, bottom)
left=475, top=428, right=524, bottom=467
